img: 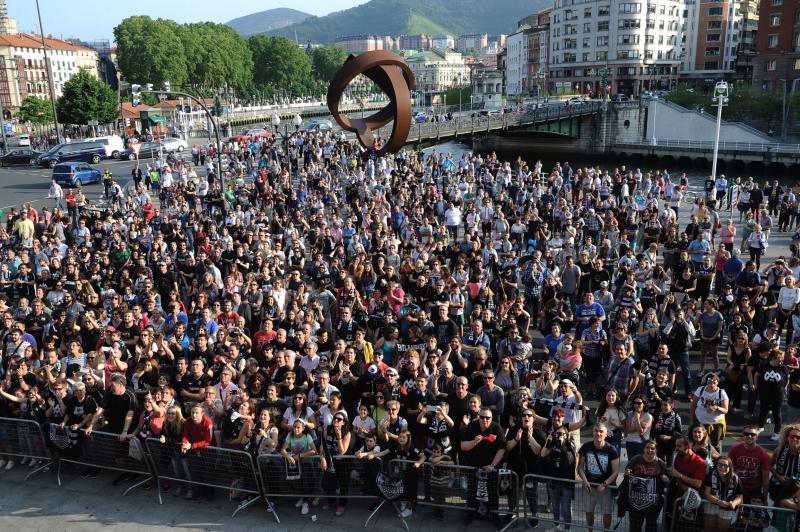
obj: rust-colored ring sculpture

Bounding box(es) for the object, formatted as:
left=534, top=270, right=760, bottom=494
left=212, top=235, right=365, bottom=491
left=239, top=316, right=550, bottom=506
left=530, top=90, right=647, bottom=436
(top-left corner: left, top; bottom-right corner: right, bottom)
left=327, top=51, right=416, bottom=156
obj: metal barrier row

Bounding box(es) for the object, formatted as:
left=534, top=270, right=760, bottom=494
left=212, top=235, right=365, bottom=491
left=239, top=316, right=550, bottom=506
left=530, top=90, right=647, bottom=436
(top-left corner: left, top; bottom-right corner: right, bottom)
left=668, top=495, right=797, bottom=532
left=145, top=438, right=267, bottom=518
left=48, top=424, right=154, bottom=497
left=0, top=417, right=53, bottom=481
left=522, top=473, right=620, bottom=532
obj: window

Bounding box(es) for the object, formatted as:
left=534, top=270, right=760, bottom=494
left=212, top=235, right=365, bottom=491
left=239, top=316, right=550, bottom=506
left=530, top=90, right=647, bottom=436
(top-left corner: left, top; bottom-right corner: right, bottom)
left=768, top=34, right=779, bottom=48
left=648, top=4, right=656, bottom=13
left=707, top=33, right=721, bottom=41
left=619, top=3, right=641, bottom=13
left=618, top=34, right=640, bottom=45
left=598, top=5, right=610, bottom=16
left=705, top=46, right=720, bottom=55
left=597, top=35, right=609, bottom=46
left=770, top=14, right=782, bottom=26
left=619, top=19, right=641, bottom=29
left=584, top=22, right=591, bottom=32
left=583, top=52, right=591, bottom=61
left=647, top=19, right=655, bottom=29
left=708, top=20, right=722, bottom=29
left=563, top=53, right=577, bottom=63
left=596, top=51, right=608, bottom=60
left=704, top=61, right=720, bottom=69
left=709, top=7, right=723, bottom=15
left=597, top=21, right=609, bottom=31
left=767, top=60, right=777, bottom=71
left=584, top=8, right=592, bottom=17
left=618, top=50, right=640, bottom=59
left=645, top=35, right=654, bottom=44
left=645, top=50, right=653, bottom=59
left=772, top=0, right=783, bottom=5
left=583, top=37, right=591, bottom=47
left=794, top=58, right=800, bottom=70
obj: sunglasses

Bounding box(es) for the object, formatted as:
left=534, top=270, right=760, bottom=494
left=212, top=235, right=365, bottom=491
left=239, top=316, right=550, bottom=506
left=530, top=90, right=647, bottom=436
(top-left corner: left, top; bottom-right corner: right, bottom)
left=744, top=432, right=758, bottom=437
left=521, top=414, right=533, bottom=418
left=479, top=415, right=492, bottom=420
left=633, top=401, right=644, bottom=405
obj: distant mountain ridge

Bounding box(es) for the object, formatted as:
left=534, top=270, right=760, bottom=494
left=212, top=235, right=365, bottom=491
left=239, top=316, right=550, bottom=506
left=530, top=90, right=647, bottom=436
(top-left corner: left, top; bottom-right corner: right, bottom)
left=226, top=8, right=312, bottom=36
left=255, top=0, right=548, bottom=43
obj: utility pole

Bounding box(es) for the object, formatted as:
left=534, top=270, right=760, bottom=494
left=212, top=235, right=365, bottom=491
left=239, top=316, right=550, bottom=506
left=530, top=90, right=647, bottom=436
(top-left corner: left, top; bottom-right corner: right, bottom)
left=711, top=80, right=729, bottom=181
left=781, top=78, right=788, bottom=142
left=35, top=0, right=60, bottom=144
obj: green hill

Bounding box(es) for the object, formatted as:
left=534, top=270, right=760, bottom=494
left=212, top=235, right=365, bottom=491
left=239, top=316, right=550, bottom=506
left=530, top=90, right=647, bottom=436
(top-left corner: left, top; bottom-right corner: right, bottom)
left=260, top=0, right=548, bottom=43
left=227, top=8, right=312, bottom=36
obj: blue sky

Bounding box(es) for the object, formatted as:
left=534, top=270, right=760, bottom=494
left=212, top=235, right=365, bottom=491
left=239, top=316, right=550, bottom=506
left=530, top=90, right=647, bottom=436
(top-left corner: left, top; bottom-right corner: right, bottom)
left=10, top=0, right=368, bottom=41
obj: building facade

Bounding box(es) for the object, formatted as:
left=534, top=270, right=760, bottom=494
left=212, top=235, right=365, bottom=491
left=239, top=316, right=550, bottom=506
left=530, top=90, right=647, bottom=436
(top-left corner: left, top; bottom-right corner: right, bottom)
left=733, top=0, right=759, bottom=80
left=548, top=0, right=683, bottom=96
left=398, top=34, right=432, bottom=51
left=406, top=49, right=471, bottom=95
left=0, top=33, right=99, bottom=113
left=506, top=28, right=530, bottom=96
left=752, top=0, right=800, bottom=92
left=472, top=67, right=505, bottom=108
left=334, top=34, right=396, bottom=53
left=680, top=0, right=742, bottom=82
left=431, top=35, right=455, bottom=49
left=456, top=33, right=489, bottom=51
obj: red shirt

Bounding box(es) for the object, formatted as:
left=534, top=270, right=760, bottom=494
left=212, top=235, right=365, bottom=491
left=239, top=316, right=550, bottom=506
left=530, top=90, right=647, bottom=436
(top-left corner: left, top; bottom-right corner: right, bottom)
left=182, top=415, right=213, bottom=449
left=728, top=442, right=771, bottom=497
left=674, top=450, right=707, bottom=496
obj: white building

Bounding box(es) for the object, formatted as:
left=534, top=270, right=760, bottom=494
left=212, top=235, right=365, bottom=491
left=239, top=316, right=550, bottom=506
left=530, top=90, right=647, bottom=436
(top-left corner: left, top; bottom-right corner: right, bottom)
left=405, top=49, right=471, bottom=94
left=506, top=28, right=529, bottom=97
left=472, top=67, right=505, bottom=109
left=548, top=0, right=684, bottom=96
left=431, top=35, right=456, bottom=49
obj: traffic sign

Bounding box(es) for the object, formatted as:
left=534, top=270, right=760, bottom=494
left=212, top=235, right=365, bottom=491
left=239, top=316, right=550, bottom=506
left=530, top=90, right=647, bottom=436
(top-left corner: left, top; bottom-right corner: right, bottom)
left=130, top=142, right=142, bottom=155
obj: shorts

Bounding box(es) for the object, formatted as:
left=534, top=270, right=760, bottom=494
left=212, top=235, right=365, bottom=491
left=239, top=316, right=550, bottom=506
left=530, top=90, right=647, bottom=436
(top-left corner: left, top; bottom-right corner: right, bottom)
left=587, top=486, right=615, bottom=515
left=704, top=503, right=736, bottom=523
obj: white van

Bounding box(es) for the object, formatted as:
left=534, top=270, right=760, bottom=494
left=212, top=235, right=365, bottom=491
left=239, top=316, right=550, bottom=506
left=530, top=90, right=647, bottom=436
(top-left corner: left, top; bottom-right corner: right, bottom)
left=86, top=135, right=125, bottom=159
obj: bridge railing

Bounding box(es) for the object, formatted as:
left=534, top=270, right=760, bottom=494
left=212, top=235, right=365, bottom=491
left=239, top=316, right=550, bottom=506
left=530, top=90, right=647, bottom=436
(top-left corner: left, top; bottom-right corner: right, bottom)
left=614, top=139, right=800, bottom=154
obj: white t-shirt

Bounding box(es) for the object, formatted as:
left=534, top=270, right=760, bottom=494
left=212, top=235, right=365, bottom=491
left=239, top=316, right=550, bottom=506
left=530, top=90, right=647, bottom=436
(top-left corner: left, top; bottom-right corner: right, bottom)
left=693, top=385, right=729, bottom=425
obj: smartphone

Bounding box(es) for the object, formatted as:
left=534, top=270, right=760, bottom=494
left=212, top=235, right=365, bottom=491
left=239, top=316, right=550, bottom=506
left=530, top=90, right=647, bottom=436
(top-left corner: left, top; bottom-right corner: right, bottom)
left=426, top=405, right=437, bottom=413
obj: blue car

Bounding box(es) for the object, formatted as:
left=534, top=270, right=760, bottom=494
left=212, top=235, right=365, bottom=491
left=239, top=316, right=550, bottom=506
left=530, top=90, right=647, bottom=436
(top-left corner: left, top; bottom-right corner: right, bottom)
left=52, top=162, right=102, bottom=186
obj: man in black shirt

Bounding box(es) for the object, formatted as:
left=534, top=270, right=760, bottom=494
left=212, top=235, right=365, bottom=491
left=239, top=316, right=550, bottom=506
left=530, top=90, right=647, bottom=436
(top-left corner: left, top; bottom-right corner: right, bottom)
left=181, top=359, right=211, bottom=406
left=460, top=407, right=507, bottom=526
left=433, top=304, right=459, bottom=347
left=577, top=423, right=620, bottom=532
left=95, top=374, right=136, bottom=484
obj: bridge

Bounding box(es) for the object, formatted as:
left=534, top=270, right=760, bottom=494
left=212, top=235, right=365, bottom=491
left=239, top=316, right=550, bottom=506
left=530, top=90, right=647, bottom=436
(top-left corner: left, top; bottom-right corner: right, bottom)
left=374, top=101, right=605, bottom=146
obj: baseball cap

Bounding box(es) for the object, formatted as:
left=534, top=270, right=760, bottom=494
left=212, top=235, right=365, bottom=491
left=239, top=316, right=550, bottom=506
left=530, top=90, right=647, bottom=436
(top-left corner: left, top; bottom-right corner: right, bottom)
left=386, top=368, right=399, bottom=376
left=559, top=379, right=574, bottom=387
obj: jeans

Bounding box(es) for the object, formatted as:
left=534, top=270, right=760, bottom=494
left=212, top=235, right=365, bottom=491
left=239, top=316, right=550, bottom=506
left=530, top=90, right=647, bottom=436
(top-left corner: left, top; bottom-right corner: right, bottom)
left=548, top=480, right=574, bottom=529
left=630, top=511, right=660, bottom=532
left=671, top=351, right=693, bottom=395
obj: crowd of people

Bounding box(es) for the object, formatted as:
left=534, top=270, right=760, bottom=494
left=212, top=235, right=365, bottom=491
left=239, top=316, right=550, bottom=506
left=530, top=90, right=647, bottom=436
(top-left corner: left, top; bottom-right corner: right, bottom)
left=3, top=121, right=800, bottom=531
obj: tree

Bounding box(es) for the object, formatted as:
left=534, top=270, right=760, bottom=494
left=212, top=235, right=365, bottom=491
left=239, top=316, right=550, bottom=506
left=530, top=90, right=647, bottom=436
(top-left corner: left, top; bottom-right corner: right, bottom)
left=442, top=85, right=473, bottom=109
left=249, top=36, right=312, bottom=90
left=665, top=83, right=706, bottom=109
left=18, top=96, right=53, bottom=125
left=114, top=16, right=188, bottom=87
left=311, top=45, right=346, bottom=81
left=177, top=22, right=253, bottom=91
left=56, top=69, right=119, bottom=125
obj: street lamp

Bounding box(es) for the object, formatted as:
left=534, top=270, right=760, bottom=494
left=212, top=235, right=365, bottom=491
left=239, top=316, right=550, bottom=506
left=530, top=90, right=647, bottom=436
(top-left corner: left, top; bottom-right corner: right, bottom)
left=293, top=113, right=302, bottom=131
left=271, top=113, right=281, bottom=135
left=711, top=80, right=729, bottom=182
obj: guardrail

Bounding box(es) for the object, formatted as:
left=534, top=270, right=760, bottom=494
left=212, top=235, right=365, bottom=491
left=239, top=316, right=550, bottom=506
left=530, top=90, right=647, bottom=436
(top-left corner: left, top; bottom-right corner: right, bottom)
left=614, top=139, right=800, bottom=155
left=668, top=493, right=796, bottom=532
left=0, top=417, right=53, bottom=481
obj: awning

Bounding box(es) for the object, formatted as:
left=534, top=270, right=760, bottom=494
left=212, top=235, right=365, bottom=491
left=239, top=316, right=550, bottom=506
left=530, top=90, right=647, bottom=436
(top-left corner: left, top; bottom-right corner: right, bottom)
left=149, top=115, right=166, bottom=123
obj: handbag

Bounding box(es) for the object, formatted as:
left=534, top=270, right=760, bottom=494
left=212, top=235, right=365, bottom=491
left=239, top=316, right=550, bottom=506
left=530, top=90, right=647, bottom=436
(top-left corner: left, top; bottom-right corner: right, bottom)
left=724, top=366, right=739, bottom=384
left=128, top=437, right=144, bottom=461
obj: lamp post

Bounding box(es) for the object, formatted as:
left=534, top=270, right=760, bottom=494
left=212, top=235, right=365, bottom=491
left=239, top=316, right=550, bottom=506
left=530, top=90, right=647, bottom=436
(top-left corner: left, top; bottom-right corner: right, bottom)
left=711, top=80, right=729, bottom=181
left=535, top=70, right=546, bottom=105
left=780, top=78, right=788, bottom=142
left=35, top=0, right=60, bottom=144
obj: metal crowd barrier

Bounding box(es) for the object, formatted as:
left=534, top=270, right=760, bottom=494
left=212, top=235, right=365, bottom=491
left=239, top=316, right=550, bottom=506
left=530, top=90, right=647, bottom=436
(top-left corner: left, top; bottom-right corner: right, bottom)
left=145, top=438, right=268, bottom=518
left=669, top=496, right=797, bottom=532
left=0, top=417, right=53, bottom=481
left=257, top=454, right=411, bottom=529
left=522, top=473, right=621, bottom=532
left=49, top=424, right=154, bottom=496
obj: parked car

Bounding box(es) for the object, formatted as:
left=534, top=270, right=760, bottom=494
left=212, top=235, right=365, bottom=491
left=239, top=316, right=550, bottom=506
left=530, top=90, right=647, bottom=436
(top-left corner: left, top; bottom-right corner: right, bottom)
left=0, top=148, right=42, bottom=166
left=17, top=135, right=30, bottom=147
left=36, top=141, right=106, bottom=168
left=161, top=137, right=188, bottom=152
left=412, top=112, right=428, bottom=123
left=120, top=141, right=167, bottom=161
left=86, top=135, right=125, bottom=159
left=229, top=128, right=270, bottom=143
left=300, top=119, right=333, bottom=131
left=52, top=162, right=101, bottom=186
left=566, top=97, right=587, bottom=106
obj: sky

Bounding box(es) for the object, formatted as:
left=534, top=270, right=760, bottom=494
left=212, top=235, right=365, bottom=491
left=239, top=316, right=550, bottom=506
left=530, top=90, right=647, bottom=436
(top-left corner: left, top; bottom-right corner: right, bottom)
left=9, top=0, right=368, bottom=41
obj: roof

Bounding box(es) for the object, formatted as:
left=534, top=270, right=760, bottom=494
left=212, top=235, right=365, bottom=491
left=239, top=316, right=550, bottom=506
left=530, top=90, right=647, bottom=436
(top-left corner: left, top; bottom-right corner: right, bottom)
left=0, top=33, right=97, bottom=54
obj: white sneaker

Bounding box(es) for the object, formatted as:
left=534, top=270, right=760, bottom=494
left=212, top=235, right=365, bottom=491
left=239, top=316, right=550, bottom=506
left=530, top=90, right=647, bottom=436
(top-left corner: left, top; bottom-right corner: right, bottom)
left=772, top=433, right=781, bottom=441
left=295, top=498, right=304, bottom=508
left=399, top=508, right=413, bottom=519
left=301, top=502, right=309, bottom=515
left=0, top=459, right=6, bottom=469
left=5, top=461, right=15, bottom=470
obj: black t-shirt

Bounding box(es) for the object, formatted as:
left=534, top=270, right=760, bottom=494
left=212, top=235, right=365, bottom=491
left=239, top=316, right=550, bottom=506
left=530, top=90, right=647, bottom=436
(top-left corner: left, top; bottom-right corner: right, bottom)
left=64, top=395, right=98, bottom=426
left=116, top=323, right=141, bottom=345
left=257, top=398, right=288, bottom=425
left=182, top=373, right=211, bottom=396
left=578, top=441, right=619, bottom=484
left=758, top=361, right=788, bottom=396
left=788, top=368, right=800, bottom=408
left=101, top=390, right=135, bottom=433
left=461, top=420, right=506, bottom=467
